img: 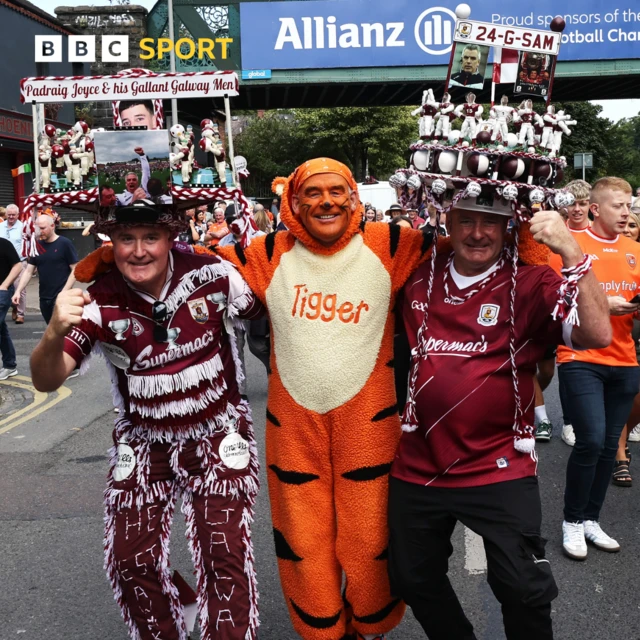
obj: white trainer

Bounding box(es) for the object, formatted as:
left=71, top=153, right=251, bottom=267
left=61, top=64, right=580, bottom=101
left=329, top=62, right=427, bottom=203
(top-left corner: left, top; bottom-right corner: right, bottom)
left=0, top=367, right=17, bottom=380
left=584, top=521, right=620, bottom=552
left=628, top=424, right=640, bottom=443
left=562, top=521, right=587, bottom=560
left=561, top=424, right=576, bottom=447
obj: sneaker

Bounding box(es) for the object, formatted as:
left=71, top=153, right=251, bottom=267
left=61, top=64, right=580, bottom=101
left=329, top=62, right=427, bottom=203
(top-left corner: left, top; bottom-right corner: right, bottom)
left=66, top=369, right=80, bottom=380
left=628, top=424, right=640, bottom=443
left=535, top=419, right=553, bottom=442
left=561, top=424, right=576, bottom=447
left=0, top=367, right=17, bottom=380
left=584, top=521, right=620, bottom=552
left=562, top=521, right=587, bottom=560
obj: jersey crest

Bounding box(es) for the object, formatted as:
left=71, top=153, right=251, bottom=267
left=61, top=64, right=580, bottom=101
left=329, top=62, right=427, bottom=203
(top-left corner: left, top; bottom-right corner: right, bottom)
left=478, top=304, right=500, bottom=326
left=188, top=297, right=209, bottom=324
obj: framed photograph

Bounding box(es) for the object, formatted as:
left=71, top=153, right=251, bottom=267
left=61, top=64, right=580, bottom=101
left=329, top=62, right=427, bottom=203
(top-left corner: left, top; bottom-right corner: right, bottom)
left=514, top=52, right=553, bottom=97
left=448, top=42, right=490, bottom=91
left=93, top=129, right=172, bottom=206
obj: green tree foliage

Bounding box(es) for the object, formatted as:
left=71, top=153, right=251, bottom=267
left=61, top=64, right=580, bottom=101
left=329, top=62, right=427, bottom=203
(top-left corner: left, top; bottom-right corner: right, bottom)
left=293, top=106, right=416, bottom=182
left=234, top=101, right=640, bottom=195
left=604, top=115, right=640, bottom=188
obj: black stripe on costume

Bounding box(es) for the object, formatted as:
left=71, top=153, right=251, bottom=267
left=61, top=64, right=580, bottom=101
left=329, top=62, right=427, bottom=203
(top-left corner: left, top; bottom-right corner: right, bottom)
left=375, top=547, right=388, bottom=560
left=389, top=223, right=401, bottom=258
left=266, top=408, right=281, bottom=427
left=234, top=242, right=247, bottom=266
left=421, top=226, right=435, bottom=255
left=273, top=528, right=303, bottom=561
left=372, top=404, right=398, bottom=422
left=353, top=598, right=402, bottom=624
left=290, top=599, right=342, bottom=629
left=265, top=231, right=276, bottom=262
left=386, top=358, right=395, bottom=368
left=269, top=464, right=320, bottom=485
left=341, top=462, right=392, bottom=482
left=359, top=219, right=366, bottom=233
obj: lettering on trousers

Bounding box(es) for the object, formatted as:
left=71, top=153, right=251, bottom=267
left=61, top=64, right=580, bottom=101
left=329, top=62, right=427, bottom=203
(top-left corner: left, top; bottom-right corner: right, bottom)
left=291, top=284, right=369, bottom=324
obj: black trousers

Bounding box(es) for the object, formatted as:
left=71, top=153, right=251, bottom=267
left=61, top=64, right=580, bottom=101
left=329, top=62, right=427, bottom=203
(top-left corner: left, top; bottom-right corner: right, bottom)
left=388, top=476, right=557, bottom=640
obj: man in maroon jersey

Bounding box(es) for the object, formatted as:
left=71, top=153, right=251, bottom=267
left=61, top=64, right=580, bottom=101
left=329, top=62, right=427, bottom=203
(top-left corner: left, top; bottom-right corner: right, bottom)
left=387, top=193, right=611, bottom=640
left=29, top=201, right=262, bottom=640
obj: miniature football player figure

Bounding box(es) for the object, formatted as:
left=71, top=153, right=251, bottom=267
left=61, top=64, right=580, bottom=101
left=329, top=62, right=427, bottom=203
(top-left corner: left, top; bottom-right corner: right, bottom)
left=455, top=92, right=483, bottom=141
left=490, top=95, right=517, bottom=144
left=540, top=105, right=557, bottom=151
left=518, top=99, right=536, bottom=147
left=549, top=110, right=576, bottom=158
left=411, top=89, right=439, bottom=139
left=434, top=93, right=456, bottom=140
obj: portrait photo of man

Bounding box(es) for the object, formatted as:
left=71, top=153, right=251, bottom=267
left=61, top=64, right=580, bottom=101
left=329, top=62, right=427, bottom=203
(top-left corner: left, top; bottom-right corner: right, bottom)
left=449, top=43, right=489, bottom=90
left=117, top=100, right=158, bottom=130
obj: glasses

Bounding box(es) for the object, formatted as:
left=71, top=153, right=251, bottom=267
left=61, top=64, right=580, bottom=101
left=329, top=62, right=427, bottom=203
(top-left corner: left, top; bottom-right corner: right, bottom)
left=151, top=301, right=180, bottom=347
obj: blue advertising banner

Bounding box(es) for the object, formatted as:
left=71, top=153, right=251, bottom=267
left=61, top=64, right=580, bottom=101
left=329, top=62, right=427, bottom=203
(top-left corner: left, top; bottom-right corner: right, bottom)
left=239, top=0, right=639, bottom=70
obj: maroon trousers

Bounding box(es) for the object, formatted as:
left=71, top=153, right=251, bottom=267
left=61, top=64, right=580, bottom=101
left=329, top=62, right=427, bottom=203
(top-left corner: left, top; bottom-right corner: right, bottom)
left=105, top=435, right=259, bottom=640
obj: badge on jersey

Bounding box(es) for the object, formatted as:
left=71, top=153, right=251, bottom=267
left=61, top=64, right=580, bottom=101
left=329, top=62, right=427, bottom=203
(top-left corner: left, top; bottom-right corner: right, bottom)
left=187, top=297, right=209, bottom=324
left=131, top=317, right=144, bottom=336
left=626, top=253, right=637, bottom=268
left=478, top=304, right=500, bottom=326
left=496, top=457, right=509, bottom=469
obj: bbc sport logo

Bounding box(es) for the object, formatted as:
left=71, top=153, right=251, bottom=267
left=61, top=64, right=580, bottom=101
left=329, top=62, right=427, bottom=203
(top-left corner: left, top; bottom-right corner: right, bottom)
left=414, top=6, right=457, bottom=56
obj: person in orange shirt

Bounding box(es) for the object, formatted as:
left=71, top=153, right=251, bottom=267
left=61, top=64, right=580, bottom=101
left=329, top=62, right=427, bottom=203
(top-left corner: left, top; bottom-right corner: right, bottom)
left=535, top=180, right=593, bottom=444
left=552, top=177, right=638, bottom=560
left=564, top=179, right=591, bottom=232
left=204, top=205, right=229, bottom=247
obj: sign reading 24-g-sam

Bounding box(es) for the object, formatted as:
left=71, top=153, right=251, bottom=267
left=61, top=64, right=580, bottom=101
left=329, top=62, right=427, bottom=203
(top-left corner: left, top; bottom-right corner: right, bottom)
left=239, top=0, right=640, bottom=70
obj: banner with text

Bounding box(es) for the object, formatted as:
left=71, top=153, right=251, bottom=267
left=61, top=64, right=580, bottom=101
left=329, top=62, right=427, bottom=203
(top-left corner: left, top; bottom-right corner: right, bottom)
left=20, top=71, right=239, bottom=104
left=239, top=0, right=640, bottom=70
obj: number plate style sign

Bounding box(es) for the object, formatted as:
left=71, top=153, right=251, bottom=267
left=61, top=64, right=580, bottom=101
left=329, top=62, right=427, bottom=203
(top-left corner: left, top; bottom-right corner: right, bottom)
left=454, top=20, right=561, bottom=55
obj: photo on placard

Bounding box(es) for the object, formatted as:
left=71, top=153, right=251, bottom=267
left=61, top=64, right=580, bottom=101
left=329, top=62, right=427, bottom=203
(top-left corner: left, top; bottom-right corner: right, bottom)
left=114, top=99, right=161, bottom=130
left=448, top=42, right=490, bottom=91
left=93, top=129, right=172, bottom=206
left=514, top=51, right=553, bottom=97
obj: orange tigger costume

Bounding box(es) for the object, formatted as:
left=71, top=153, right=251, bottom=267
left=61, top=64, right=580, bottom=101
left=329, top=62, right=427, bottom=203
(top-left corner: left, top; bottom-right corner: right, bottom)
left=215, top=159, right=434, bottom=640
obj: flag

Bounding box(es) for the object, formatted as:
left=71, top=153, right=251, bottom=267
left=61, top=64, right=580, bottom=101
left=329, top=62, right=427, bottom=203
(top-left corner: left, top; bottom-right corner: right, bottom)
left=492, top=48, right=519, bottom=84
left=11, top=163, right=32, bottom=178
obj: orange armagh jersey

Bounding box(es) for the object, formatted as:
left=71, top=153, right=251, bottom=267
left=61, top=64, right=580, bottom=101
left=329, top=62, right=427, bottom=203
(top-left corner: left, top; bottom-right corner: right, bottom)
left=551, top=228, right=640, bottom=367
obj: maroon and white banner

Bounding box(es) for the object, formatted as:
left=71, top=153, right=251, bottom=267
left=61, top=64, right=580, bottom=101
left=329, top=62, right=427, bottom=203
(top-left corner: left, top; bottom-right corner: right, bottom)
left=20, top=70, right=239, bottom=104
left=454, top=20, right=561, bottom=55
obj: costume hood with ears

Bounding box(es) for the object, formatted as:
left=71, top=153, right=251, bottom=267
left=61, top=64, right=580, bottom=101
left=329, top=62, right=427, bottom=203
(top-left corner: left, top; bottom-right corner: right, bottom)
left=274, top=158, right=364, bottom=256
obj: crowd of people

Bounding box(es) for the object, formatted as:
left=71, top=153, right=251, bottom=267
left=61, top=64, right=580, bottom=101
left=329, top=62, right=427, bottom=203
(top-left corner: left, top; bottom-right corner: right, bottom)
left=3, top=164, right=636, bottom=640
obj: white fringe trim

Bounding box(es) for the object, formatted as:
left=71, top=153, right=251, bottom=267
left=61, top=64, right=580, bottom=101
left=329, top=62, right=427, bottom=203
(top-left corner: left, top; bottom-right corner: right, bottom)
left=163, top=262, right=229, bottom=315
left=127, top=354, right=224, bottom=398
left=130, top=381, right=227, bottom=419
left=182, top=490, right=212, bottom=639
left=104, top=506, right=143, bottom=640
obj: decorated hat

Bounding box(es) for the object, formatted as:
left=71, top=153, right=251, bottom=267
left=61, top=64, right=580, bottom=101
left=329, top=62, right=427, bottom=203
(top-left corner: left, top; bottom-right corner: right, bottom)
left=93, top=200, right=187, bottom=235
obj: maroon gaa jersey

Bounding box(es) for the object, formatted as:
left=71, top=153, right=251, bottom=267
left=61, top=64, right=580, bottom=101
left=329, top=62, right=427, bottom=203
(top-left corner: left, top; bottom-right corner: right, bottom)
left=392, top=254, right=566, bottom=488
left=63, top=249, right=262, bottom=440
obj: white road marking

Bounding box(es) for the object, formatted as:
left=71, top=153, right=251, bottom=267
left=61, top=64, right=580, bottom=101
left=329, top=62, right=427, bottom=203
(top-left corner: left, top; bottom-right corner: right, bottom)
left=464, top=527, right=487, bottom=575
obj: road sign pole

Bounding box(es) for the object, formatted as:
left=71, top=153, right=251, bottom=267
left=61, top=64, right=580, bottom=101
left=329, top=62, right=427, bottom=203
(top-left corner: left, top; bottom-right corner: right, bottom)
left=582, top=154, right=585, bottom=182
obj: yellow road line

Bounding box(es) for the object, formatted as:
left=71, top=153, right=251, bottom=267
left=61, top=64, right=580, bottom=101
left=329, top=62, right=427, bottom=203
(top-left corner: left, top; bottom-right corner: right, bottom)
left=0, top=376, right=71, bottom=434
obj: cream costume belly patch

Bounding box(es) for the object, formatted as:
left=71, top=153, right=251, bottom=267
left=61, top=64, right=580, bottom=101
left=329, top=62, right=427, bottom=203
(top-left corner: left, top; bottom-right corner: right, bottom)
left=266, top=234, right=391, bottom=414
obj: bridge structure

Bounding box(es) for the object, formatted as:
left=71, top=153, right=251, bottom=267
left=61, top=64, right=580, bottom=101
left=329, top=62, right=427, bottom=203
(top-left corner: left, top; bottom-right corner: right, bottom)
left=145, top=0, right=640, bottom=112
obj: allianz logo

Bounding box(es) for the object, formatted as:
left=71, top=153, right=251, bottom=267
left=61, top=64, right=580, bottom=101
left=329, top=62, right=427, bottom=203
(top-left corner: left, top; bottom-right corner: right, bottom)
left=274, top=7, right=456, bottom=55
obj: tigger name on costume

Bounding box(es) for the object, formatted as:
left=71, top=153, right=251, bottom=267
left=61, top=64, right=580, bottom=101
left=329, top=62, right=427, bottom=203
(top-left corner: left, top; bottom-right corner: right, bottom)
left=217, top=158, right=435, bottom=640
left=291, top=283, right=370, bottom=324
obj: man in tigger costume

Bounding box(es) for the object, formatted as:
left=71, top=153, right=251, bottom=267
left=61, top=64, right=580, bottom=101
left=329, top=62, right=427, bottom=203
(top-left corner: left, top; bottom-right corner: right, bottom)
left=216, top=158, right=435, bottom=640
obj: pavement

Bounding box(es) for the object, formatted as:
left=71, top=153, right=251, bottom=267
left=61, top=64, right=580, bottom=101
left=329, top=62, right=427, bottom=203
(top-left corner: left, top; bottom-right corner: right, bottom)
left=1, top=315, right=640, bottom=639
